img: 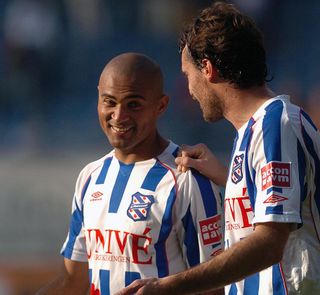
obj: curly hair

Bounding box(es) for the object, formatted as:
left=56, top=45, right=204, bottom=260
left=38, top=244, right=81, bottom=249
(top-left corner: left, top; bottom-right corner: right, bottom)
left=179, top=2, right=270, bottom=89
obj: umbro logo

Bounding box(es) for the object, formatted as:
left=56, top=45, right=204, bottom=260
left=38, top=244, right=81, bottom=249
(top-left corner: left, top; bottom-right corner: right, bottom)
left=263, top=194, right=288, bottom=204
left=90, top=191, right=103, bottom=201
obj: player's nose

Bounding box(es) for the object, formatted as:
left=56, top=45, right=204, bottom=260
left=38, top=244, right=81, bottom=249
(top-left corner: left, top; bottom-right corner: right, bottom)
left=111, top=104, right=129, bottom=122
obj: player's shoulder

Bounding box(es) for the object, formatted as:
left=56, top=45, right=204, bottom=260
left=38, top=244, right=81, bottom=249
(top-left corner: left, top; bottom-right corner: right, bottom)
left=250, top=95, right=302, bottom=134
left=157, top=140, right=180, bottom=170
left=261, top=95, right=300, bottom=121
left=77, top=150, right=114, bottom=182
left=159, top=141, right=216, bottom=185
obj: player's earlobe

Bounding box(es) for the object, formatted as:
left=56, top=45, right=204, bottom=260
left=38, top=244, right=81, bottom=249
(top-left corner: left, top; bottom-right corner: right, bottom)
left=201, top=59, right=218, bottom=82
left=158, top=95, right=169, bottom=115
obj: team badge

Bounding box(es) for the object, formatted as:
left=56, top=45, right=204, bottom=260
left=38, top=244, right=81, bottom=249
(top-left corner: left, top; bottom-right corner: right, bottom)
left=127, top=192, right=155, bottom=222
left=231, top=154, right=244, bottom=184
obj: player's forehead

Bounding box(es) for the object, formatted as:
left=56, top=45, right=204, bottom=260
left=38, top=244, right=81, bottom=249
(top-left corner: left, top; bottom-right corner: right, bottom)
left=99, top=69, right=149, bottom=94
left=181, top=47, right=193, bottom=74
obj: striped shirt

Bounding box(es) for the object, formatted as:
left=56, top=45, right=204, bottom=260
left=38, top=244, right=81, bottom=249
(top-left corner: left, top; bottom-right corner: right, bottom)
left=61, top=141, right=223, bottom=294
left=224, top=95, right=320, bottom=294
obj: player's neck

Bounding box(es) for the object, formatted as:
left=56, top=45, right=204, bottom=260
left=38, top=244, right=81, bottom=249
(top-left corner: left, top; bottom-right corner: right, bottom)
left=114, top=133, right=169, bottom=164
left=223, top=85, right=276, bottom=130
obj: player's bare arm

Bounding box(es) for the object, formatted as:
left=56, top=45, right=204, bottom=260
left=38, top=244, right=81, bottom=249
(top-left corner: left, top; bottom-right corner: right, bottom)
left=35, top=258, right=89, bottom=295
left=116, top=222, right=291, bottom=295
left=175, top=143, right=228, bottom=186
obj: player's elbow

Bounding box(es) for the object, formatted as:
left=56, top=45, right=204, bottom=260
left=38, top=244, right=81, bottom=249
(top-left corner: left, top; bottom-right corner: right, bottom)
left=255, top=222, right=291, bottom=267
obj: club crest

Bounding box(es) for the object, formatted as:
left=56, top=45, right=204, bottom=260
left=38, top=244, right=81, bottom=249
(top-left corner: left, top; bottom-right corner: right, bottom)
left=231, top=154, right=244, bottom=184
left=127, top=192, right=155, bottom=222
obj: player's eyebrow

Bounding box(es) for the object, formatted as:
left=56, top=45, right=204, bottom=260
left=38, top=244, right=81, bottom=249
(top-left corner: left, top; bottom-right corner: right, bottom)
left=99, top=93, right=146, bottom=100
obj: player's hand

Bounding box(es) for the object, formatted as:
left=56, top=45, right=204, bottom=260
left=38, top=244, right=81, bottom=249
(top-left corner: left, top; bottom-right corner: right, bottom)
left=115, top=278, right=166, bottom=295
left=175, top=143, right=227, bottom=186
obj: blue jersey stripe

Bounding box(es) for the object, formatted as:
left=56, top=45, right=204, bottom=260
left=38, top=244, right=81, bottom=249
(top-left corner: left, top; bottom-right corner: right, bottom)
left=243, top=118, right=256, bottom=210
left=302, top=118, right=320, bottom=210
left=125, top=271, right=141, bottom=286
left=228, top=133, right=239, bottom=178
left=62, top=176, right=91, bottom=258
left=89, top=268, right=92, bottom=284
left=297, top=140, right=306, bottom=226
left=62, top=201, right=83, bottom=258
left=228, top=283, right=238, bottom=295
left=182, top=204, right=200, bottom=266
left=243, top=273, right=259, bottom=295
left=154, top=186, right=176, bottom=277
left=99, top=269, right=110, bottom=295
left=262, top=100, right=283, bottom=162
left=141, top=161, right=168, bottom=191
left=272, top=264, right=287, bottom=295
left=108, top=162, right=134, bottom=213
left=301, top=109, right=317, bottom=131
left=81, top=175, right=91, bottom=227
left=297, top=141, right=307, bottom=202
left=191, top=169, right=217, bottom=216
left=240, top=118, right=255, bottom=152
left=301, top=121, right=320, bottom=217
left=96, top=157, right=112, bottom=184
left=266, top=204, right=283, bottom=215
left=172, top=146, right=180, bottom=157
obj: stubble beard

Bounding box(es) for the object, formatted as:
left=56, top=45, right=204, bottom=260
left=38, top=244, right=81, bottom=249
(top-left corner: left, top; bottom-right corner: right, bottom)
left=202, top=95, right=224, bottom=123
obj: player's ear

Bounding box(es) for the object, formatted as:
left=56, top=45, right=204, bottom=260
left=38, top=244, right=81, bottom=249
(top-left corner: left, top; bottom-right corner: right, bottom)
left=157, top=95, right=169, bottom=116
left=201, top=58, right=218, bottom=82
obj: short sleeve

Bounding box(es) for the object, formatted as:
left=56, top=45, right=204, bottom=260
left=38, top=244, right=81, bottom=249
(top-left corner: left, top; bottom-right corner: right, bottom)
left=174, top=169, right=223, bottom=267
left=250, top=102, right=303, bottom=225
left=60, top=168, right=91, bottom=262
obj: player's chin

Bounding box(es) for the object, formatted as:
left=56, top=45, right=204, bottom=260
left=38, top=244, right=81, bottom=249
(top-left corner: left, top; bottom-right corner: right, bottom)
left=203, top=112, right=223, bottom=123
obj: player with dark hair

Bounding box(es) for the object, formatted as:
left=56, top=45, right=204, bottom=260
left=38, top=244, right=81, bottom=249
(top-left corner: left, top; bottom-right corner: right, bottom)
left=117, top=2, right=320, bottom=295
left=35, top=53, right=223, bottom=295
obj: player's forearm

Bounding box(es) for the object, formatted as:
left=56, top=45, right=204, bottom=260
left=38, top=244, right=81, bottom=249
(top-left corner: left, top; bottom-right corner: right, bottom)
left=35, top=275, right=89, bottom=295
left=158, top=223, right=290, bottom=294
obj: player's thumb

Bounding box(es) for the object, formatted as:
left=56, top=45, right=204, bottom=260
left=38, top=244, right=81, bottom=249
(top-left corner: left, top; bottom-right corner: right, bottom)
left=180, top=155, right=200, bottom=171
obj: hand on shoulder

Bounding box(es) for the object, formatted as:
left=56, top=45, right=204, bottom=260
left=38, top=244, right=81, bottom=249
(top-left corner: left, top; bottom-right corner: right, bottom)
left=175, top=143, right=227, bottom=186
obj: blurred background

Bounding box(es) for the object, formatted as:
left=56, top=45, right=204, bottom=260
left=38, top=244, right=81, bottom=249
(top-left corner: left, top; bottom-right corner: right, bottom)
left=1, top=0, right=320, bottom=294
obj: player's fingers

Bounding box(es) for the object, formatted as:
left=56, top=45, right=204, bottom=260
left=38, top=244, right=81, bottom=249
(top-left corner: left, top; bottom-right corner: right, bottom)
left=181, top=143, right=207, bottom=158
left=176, top=155, right=200, bottom=171
left=114, top=279, right=145, bottom=295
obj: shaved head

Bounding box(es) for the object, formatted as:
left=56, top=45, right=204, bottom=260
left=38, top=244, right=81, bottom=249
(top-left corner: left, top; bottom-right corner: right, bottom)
left=97, top=52, right=169, bottom=163
left=99, top=53, right=164, bottom=98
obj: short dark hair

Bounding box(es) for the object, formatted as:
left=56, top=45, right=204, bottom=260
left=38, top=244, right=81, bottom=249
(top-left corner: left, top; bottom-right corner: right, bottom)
left=179, top=2, right=270, bottom=89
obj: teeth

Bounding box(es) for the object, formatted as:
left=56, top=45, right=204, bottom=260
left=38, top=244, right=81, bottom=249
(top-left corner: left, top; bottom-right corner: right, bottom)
left=112, top=126, right=131, bottom=133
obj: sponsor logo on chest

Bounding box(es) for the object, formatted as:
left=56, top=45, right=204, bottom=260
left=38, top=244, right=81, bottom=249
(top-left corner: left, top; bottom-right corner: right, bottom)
left=225, top=188, right=253, bottom=231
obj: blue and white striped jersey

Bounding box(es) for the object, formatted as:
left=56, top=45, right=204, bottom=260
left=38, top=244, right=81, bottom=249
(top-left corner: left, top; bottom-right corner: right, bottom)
left=224, top=95, right=320, bottom=294
left=61, top=141, right=223, bottom=294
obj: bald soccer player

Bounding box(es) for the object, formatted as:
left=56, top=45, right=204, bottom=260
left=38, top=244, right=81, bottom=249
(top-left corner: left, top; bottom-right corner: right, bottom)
left=35, top=53, right=223, bottom=295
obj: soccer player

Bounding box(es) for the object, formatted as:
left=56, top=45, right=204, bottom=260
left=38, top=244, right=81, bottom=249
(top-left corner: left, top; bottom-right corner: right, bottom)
left=35, top=53, right=223, bottom=295
left=117, top=2, right=320, bottom=295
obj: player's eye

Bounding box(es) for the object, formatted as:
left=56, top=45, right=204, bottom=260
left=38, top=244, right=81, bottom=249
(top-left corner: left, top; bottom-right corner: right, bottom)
left=103, top=98, right=116, bottom=107
left=128, top=101, right=142, bottom=109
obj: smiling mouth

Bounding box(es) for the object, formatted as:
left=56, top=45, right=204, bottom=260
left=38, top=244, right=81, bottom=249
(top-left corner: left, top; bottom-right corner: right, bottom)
left=110, top=126, right=132, bottom=134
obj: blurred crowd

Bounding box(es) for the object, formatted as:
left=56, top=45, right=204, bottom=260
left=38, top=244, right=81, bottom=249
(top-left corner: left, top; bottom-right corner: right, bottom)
left=1, top=0, right=319, bottom=154
left=0, top=0, right=211, bottom=152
